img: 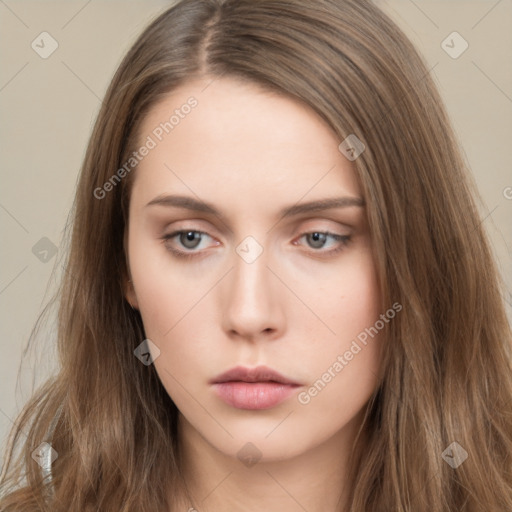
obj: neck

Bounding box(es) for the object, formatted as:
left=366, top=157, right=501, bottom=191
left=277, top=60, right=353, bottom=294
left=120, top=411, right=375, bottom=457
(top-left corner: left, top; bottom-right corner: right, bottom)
left=172, top=410, right=367, bottom=512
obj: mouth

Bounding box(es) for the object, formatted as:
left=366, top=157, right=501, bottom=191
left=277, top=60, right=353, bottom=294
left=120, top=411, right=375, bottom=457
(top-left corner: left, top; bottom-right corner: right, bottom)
left=210, top=365, right=301, bottom=410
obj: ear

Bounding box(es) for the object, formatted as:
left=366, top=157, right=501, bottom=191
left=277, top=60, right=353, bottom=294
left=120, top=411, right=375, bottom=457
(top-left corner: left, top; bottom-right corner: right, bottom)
left=123, top=227, right=139, bottom=310
left=124, top=277, right=139, bottom=310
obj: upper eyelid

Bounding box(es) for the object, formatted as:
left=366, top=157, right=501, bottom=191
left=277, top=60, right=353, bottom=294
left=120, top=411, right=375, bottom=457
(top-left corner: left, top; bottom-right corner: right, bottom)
left=162, top=217, right=352, bottom=236
left=162, top=221, right=220, bottom=238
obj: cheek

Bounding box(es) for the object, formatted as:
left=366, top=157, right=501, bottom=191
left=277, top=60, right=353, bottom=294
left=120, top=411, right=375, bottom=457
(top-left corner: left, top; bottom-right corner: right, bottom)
left=128, top=236, right=222, bottom=408
left=297, top=343, right=380, bottom=444
left=294, top=314, right=382, bottom=443
left=297, top=246, right=381, bottom=344
left=295, top=247, right=382, bottom=398
left=128, top=231, right=216, bottom=340
left=336, top=257, right=381, bottom=339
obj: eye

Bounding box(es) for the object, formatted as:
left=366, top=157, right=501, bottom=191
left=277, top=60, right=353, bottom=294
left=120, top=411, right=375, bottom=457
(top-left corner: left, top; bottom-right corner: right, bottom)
left=295, top=231, right=351, bottom=255
left=161, top=229, right=351, bottom=260
left=162, top=230, right=218, bottom=258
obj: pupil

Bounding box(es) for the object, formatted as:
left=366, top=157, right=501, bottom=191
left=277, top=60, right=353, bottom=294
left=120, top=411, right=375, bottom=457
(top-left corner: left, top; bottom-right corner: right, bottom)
left=181, top=231, right=201, bottom=249
left=309, top=232, right=326, bottom=248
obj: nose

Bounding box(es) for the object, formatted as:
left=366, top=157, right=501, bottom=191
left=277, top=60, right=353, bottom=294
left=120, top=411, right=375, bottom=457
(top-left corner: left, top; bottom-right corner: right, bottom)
left=221, top=249, right=285, bottom=342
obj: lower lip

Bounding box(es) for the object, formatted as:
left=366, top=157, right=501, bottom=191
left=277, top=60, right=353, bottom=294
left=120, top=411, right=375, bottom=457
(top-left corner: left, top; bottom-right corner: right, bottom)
left=212, top=382, right=299, bottom=410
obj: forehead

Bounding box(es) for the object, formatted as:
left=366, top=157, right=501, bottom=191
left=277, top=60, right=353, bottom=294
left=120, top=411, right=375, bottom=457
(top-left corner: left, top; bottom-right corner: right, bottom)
left=131, top=77, right=361, bottom=208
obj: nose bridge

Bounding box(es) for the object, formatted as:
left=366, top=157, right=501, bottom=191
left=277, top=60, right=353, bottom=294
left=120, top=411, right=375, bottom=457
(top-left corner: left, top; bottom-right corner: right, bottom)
left=233, top=250, right=267, bottom=302
left=222, top=243, right=283, bottom=339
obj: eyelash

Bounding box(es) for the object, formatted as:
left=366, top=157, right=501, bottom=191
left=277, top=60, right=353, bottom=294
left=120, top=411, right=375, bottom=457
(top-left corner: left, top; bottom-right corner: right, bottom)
left=161, top=230, right=352, bottom=260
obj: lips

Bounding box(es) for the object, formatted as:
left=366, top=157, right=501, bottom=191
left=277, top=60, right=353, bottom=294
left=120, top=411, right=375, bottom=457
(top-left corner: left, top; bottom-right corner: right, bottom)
left=210, top=366, right=300, bottom=385
left=210, top=365, right=301, bottom=410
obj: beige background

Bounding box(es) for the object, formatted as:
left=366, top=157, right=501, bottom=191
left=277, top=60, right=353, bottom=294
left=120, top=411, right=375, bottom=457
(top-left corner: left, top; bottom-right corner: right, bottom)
left=1, top=0, right=511, bottom=464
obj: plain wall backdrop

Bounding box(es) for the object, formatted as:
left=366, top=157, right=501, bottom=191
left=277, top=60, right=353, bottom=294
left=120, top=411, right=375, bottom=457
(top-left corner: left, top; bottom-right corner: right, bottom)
left=1, top=0, right=511, bottom=466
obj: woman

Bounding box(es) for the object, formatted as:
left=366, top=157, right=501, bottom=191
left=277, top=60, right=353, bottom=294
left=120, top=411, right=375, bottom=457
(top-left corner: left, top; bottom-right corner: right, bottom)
left=1, top=0, right=511, bottom=510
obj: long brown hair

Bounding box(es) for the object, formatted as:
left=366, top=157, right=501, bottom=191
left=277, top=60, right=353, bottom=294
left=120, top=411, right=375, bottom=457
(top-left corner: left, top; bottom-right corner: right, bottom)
left=1, top=0, right=511, bottom=510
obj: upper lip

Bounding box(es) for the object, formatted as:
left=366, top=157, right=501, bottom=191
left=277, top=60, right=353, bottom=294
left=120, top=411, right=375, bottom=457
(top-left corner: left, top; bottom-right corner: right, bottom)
left=210, top=365, right=300, bottom=386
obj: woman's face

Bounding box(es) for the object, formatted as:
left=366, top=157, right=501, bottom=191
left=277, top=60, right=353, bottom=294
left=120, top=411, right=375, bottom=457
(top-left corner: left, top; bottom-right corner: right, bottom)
left=125, top=77, right=383, bottom=462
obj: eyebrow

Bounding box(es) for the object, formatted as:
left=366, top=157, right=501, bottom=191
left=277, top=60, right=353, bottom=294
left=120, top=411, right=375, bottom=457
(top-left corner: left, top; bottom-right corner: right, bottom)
left=145, top=194, right=365, bottom=219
